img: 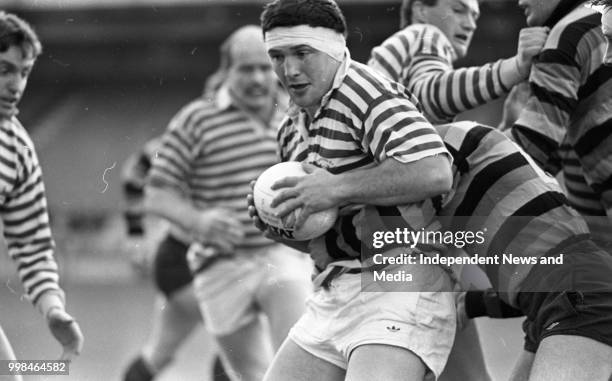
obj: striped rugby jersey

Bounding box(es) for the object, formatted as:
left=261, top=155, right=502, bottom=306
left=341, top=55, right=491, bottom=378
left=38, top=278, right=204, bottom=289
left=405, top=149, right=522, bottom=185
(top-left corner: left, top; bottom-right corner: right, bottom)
left=0, top=117, right=62, bottom=305
left=436, top=121, right=589, bottom=306
left=121, top=137, right=160, bottom=235
left=278, top=55, right=450, bottom=273
left=123, top=137, right=192, bottom=242
left=148, top=87, right=286, bottom=252
left=510, top=4, right=612, bottom=237
left=368, top=23, right=508, bottom=124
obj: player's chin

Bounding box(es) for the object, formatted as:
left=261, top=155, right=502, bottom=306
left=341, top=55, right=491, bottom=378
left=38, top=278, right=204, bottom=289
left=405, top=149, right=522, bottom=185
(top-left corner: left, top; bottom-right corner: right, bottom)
left=0, top=106, right=16, bottom=119
left=453, top=45, right=468, bottom=59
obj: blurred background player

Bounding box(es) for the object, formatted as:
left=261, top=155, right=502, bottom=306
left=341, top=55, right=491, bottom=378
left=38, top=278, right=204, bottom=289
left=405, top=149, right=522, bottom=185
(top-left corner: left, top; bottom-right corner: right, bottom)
left=0, top=10, right=83, bottom=371
left=145, top=25, right=311, bottom=381
left=120, top=137, right=229, bottom=381
left=368, top=0, right=549, bottom=124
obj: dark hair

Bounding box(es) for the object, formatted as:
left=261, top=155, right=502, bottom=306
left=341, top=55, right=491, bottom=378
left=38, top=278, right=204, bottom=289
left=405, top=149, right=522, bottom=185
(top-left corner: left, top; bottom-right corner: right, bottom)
left=590, top=0, right=612, bottom=5
left=400, top=0, right=438, bottom=29
left=0, top=11, right=41, bottom=58
left=261, top=0, right=347, bottom=36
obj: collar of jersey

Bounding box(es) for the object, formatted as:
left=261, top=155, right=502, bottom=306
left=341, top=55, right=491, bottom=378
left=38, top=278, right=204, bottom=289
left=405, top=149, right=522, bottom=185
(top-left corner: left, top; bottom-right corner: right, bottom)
left=545, top=0, right=584, bottom=28
left=214, top=85, right=234, bottom=110
left=410, top=23, right=457, bottom=62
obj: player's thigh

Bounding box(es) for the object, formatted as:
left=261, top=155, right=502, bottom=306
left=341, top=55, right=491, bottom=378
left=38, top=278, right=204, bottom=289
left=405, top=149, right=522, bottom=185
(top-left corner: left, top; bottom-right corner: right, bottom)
left=440, top=319, right=491, bottom=381
left=345, top=344, right=426, bottom=381
left=258, top=279, right=309, bottom=349
left=528, top=335, right=612, bottom=381
left=146, top=288, right=201, bottom=350
left=263, top=337, right=344, bottom=381
left=508, top=350, right=534, bottom=381
left=256, top=247, right=311, bottom=348
left=165, top=284, right=201, bottom=320
left=215, top=317, right=274, bottom=381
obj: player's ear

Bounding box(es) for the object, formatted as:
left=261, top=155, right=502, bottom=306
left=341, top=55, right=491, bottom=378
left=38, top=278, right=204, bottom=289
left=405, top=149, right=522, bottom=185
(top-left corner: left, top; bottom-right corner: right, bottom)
left=412, top=0, right=429, bottom=24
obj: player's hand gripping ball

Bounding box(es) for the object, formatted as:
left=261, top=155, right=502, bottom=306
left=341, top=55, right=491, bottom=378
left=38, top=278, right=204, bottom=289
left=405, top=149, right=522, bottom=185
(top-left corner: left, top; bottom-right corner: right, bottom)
left=253, top=162, right=338, bottom=240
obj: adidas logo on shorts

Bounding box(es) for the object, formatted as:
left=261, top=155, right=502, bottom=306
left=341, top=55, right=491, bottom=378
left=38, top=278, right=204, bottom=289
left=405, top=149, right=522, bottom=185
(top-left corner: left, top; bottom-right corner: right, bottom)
left=386, top=325, right=401, bottom=332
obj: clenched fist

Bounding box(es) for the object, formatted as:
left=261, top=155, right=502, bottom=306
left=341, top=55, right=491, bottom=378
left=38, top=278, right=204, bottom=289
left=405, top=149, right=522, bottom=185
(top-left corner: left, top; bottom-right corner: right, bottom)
left=515, top=26, right=550, bottom=77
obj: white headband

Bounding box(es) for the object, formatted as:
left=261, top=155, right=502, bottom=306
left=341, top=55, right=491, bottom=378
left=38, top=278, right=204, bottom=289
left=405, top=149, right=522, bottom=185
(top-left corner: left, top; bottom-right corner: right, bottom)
left=264, top=25, right=346, bottom=62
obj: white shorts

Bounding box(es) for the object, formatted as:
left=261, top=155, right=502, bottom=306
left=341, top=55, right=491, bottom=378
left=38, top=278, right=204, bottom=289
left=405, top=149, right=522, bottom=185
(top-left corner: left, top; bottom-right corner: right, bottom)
left=192, top=244, right=312, bottom=336
left=288, top=262, right=456, bottom=380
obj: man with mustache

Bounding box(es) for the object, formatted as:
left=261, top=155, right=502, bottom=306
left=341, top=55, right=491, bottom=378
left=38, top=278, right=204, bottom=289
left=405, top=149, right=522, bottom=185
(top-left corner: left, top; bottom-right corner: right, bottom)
left=144, top=25, right=311, bottom=381
left=120, top=136, right=229, bottom=381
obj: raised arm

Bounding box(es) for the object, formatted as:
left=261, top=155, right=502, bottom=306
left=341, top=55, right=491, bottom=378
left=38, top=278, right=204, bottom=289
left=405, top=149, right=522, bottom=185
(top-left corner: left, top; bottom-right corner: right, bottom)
left=369, top=24, right=548, bottom=123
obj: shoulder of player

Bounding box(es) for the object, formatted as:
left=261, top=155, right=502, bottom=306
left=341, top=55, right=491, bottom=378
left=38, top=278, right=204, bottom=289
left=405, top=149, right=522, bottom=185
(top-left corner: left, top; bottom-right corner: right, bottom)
left=408, top=23, right=448, bottom=37
left=169, top=96, right=239, bottom=133
left=395, top=23, right=451, bottom=48
left=410, top=23, right=453, bottom=49
left=141, top=136, right=162, bottom=157
left=545, top=6, right=601, bottom=51
left=276, top=114, right=295, bottom=140
left=0, top=117, right=35, bottom=152
left=435, top=121, right=503, bottom=152
left=338, top=61, right=415, bottom=109
left=379, top=24, right=424, bottom=46
left=376, top=23, right=450, bottom=51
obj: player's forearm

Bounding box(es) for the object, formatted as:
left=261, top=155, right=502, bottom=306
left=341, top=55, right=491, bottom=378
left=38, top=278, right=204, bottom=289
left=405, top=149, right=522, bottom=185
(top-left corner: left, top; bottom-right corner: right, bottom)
left=11, top=246, right=63, bottom=307
left=331, top=155, right=452, bottom=205
left=143, top=186, right=200, bottom=233
left=35, top=289, right=66, bottom=317
left=409, top=60, right=509, bottom=122
left=499, top=56, right=527, bottom=91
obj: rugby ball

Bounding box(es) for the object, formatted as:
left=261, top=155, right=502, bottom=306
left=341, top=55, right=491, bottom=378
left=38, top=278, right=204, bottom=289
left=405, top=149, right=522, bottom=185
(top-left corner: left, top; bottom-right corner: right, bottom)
left=253, top=162, right=338, bottom=240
